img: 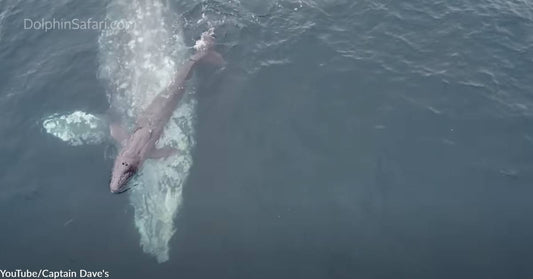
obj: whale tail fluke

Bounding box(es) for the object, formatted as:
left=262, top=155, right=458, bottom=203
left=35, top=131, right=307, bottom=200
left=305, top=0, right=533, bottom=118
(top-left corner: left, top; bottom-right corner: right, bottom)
left=194, top=28, right=216, bottom=52
left=192, top=28, right=225, bottom=67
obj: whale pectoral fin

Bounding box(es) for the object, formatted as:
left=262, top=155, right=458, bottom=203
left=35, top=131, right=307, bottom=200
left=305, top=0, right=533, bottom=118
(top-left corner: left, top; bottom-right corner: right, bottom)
left=148, top=147, right=179, bottom=159
left=110, top=122, right=129, bottom=145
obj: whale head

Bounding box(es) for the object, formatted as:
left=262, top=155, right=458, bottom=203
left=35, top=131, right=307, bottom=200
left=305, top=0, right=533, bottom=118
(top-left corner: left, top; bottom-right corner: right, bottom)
left=110, top=153, right=140, bottom=194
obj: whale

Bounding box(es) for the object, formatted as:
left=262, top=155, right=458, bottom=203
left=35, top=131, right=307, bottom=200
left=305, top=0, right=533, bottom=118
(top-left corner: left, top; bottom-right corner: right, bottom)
left=41, top=3, right=217, bottom=260
left=109, top=29, right=223, bottom=193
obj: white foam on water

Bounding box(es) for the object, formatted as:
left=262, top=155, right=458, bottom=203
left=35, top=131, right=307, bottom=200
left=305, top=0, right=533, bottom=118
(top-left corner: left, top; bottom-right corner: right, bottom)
left=0, top=11, right=5, bottom=42
left=0, top=5, right=10, bottom=42
left=97, top=0, right=195, bottom=263
left=42, top=111, right=108, bottom=146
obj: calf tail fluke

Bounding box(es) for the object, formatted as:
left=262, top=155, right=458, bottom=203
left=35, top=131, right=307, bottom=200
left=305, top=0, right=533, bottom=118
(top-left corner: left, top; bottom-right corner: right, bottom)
left=194, top=28, right=216, bottom=52
left=191, top=28, right=225, bottom=66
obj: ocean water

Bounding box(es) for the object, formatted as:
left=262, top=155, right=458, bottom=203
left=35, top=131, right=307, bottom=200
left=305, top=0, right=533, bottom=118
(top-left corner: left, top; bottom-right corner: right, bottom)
left=1, top=0, right=533, bottom=278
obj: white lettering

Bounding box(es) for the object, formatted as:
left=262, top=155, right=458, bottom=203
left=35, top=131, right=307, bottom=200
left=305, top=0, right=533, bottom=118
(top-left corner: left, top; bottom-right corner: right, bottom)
left=23, top=19, right=32, bottom=29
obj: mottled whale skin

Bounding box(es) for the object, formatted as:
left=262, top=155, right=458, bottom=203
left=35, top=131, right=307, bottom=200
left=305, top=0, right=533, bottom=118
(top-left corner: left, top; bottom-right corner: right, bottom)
left=109, top=30, right=222, bottom=193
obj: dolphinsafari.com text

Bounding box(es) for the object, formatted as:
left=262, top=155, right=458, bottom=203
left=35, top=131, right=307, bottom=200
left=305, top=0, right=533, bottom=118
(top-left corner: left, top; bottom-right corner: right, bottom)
left=23, top=18, right=135, bottom=32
